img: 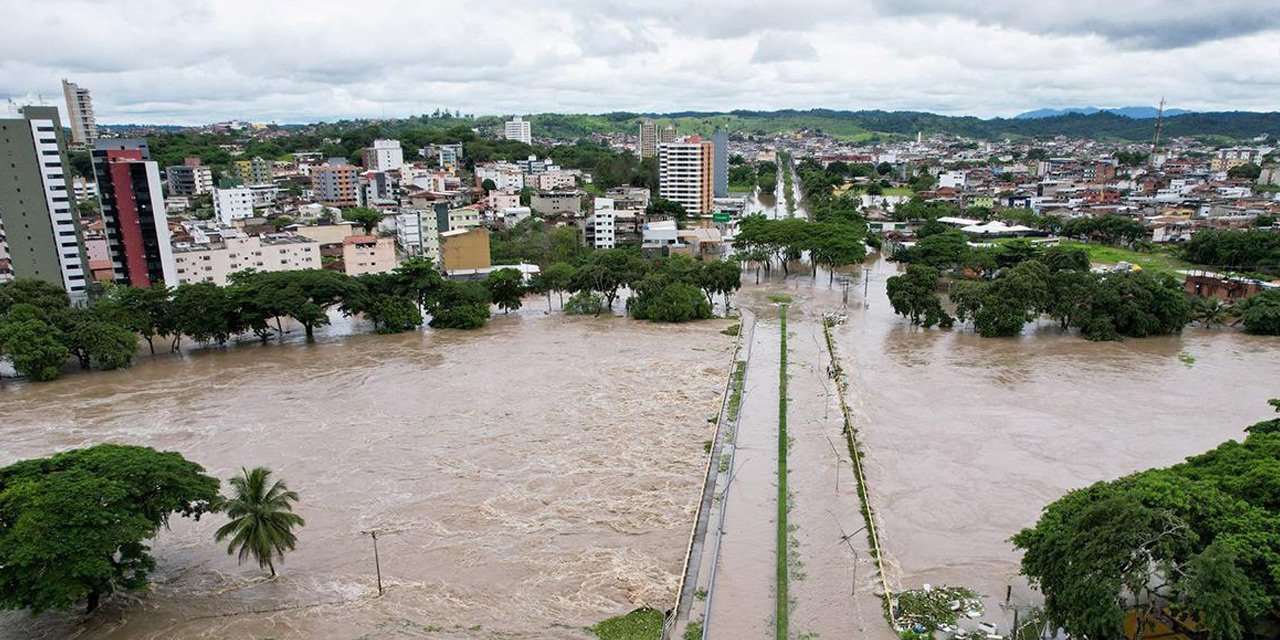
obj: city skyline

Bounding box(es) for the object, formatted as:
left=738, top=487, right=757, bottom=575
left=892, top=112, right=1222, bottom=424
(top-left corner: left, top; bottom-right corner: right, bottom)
left=2, top=0, right=1277, bottom=125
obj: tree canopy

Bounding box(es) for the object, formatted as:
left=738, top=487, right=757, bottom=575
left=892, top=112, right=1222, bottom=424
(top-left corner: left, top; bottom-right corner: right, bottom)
left=1014, top=404, right=1280, bottom=639
left=0, top=445, right=220, bottom=613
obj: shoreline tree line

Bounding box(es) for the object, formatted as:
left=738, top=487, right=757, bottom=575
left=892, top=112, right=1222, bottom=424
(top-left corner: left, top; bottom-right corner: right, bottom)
left=0, top=250, right=742, bottom=383
left=887, top=240, right=1196, bottom=340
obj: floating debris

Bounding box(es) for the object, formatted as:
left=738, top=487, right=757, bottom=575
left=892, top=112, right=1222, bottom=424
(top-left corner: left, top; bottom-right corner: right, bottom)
left=892, top=585, right=985, bottom=635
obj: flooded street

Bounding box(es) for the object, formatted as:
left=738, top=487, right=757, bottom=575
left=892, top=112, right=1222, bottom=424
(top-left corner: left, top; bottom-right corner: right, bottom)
left=0, top=310, right=734, bottom=639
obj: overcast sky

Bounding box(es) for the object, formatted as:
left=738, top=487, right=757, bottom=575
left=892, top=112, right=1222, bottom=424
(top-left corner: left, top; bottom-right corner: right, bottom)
left=2, top=0, right=1277, bottom=125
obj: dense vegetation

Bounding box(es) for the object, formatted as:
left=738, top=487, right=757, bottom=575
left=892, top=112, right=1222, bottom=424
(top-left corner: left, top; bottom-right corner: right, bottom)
left=0, top=446, right=304, bottom=615
left=0, top=259, right=496, bottom=381
left=1, top=250, right=742, bottom=381
left=1014, top=403, right=1280, bottom=639
left=0, top=445, right=221, bottom=613
left=505, top=109, right=1280, bottom=142
left=1182, top=229, right=1280, bottom=274
left=888, top=242, right=1192, bottom=340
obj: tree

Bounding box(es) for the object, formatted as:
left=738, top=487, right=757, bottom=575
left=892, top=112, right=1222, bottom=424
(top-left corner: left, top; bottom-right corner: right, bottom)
left=169, top=281, right=237, bottom=347
left=0, top=444, right=220, bottom=613
left=645, top=197, right=687, bottom=227
left=214, top=467, right=305, bottom=578
left=484, top=268, right=525, bottom=314
left=886, top=264, right=953, bottom=328
left=342, top=207, right=382, bottom=234
left=105, top=285, right=173, bottom=354
left=700, top=260, right=743, bottom=314
left=61, top=312, right=138, bottom=371
left=0, top=317, right=69, bottom=381
left=393, top=257, right=444, bottom=311
left=629, top=274, right=714, bottom=323
left=541, top=262, right=578, bottom=308
left=0, top=279, right=69, bottom=317
left=481, top=178, right=497, bottom=193
left=1227, top=162, right=1262, bottom=181
left=343, top=273, right=422, bottom=333
left=1236, top=290, right=1280, bottom=335
left=572, top=248, right=646, bottom=311
left=1193, top=297, right=1230, bottom=328
left=427, top=280, right=491, bottom=329
left=1014, top=406, right=1280, bottom=638
left=267, top=270, right=361, bottom=341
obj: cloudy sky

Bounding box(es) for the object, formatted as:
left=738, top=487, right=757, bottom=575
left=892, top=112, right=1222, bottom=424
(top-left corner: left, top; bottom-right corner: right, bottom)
left=2, top=0, right=1277, bottom=125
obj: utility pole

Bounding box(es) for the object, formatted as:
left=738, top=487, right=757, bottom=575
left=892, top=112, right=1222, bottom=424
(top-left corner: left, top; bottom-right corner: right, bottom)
left=1150, top=97, right=1166, bottom=169
left=361, top=530, right=383, bottom=596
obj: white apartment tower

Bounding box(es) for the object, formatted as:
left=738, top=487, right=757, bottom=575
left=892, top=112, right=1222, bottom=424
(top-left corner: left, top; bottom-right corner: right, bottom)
left=504, top=116, right=532, bottom=145
left=61, top=79, right=97, bottom=148
left=213, top=187, right=255, bottom=225
left=658, top=136, right=714, bottom=215
left=362, top=139, right=404, bottom=172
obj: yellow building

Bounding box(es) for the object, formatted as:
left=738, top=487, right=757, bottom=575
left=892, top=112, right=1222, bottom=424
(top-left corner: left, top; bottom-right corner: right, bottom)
left=441, top=227, right=491, bottom=272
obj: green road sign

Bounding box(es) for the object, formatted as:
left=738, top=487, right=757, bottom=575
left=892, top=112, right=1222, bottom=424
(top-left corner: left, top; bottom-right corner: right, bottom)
left=712, top=213, right=732, bottom=223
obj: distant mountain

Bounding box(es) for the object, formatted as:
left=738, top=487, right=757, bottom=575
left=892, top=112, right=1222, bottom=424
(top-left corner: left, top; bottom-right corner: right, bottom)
left=1015, top=106, right=1193, bottom=120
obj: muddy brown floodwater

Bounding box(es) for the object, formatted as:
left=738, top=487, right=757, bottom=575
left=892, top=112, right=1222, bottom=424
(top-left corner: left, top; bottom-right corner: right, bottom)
left=0, top=309, right=733, bottom=639
left=831, top=257, right=1280, bottom=629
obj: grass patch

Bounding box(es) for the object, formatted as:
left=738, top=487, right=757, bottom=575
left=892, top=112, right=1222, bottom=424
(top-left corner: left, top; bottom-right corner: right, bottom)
left=1056, top=240, right=1194, bottom=276
left=766, top=293, right=793, bottom=304
left=720, top=323, right=741, bottom=336
left=683, top=619, right=704, bottom=640
left=591, top=608, right=664, bottom=640
left=776, top=304, right=790, bottom=639
left=984, top=239, right=1196, bottom=277
left=727, top=361, right=747, bottom=421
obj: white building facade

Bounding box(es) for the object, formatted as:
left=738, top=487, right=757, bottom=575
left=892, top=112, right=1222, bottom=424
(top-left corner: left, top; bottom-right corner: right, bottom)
left=213, top=187, right=255, bottom=225
left=504, top=116, right=532, bottom=144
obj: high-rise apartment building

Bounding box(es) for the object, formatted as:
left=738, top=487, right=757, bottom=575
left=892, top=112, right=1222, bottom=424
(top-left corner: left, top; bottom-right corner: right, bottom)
left=61, top=79, right=97, bottom=148
left=659, top=124, right=678, bottom=144
left=93, top=146, right=178, bottom=287
left=362, top=139, right=404, bottom=172
left=639, top=120, right=658, bottom=158
left=0, top=106, right=89, bottom=295
left=658, top=136, right=714, bottom=215
left=232, top=156, right=272, bottom=185
left=312, top=162, right=360, bottom=207
left=712, top=131, right=728, bottom=198
left=504, top=116, right=532, bottom=145
left=167, top=159, right=214, bottom=196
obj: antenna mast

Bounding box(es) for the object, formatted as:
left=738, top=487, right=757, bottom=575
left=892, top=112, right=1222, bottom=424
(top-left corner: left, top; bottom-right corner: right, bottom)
left=1149, top=97, right=1166, bottom=167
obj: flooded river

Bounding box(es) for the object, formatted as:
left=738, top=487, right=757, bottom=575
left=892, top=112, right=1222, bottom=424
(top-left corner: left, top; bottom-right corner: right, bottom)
left=819, top=257, right=1280, bottom=627
left=3, top=255, right=1277, bottom=639
left=0, top=309, right=733, bottom=639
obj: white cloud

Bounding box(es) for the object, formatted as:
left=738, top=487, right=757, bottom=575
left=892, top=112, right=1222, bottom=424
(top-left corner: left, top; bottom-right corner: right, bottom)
left=750, top=33, right=819, bottom=64
left=0, top=0, right=1276, bottom=124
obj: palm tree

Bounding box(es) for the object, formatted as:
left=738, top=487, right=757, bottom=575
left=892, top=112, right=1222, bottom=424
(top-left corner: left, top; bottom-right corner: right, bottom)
left=1194, top=297, right=1230, bottom=328
left=215, top=467, right=305, bottom=577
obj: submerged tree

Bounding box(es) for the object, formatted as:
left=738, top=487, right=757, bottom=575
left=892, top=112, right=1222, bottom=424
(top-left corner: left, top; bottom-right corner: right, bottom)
left=215, top=467, right=305, bottom=578
left=0, top=445, right=220, bottom=613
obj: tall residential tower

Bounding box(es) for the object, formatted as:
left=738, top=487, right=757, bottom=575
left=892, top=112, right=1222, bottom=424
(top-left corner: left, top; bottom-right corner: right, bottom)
left=92, top=144, right=178, bottom=287
left=657, top=136, right=714, bottom=215
left=504, top=116, right=532, bottom=145
left=61, top=79, right=98, bottom=148
left=0, top=106, right=89, bottom=294
left=639, top=120, right=658, bottom=158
